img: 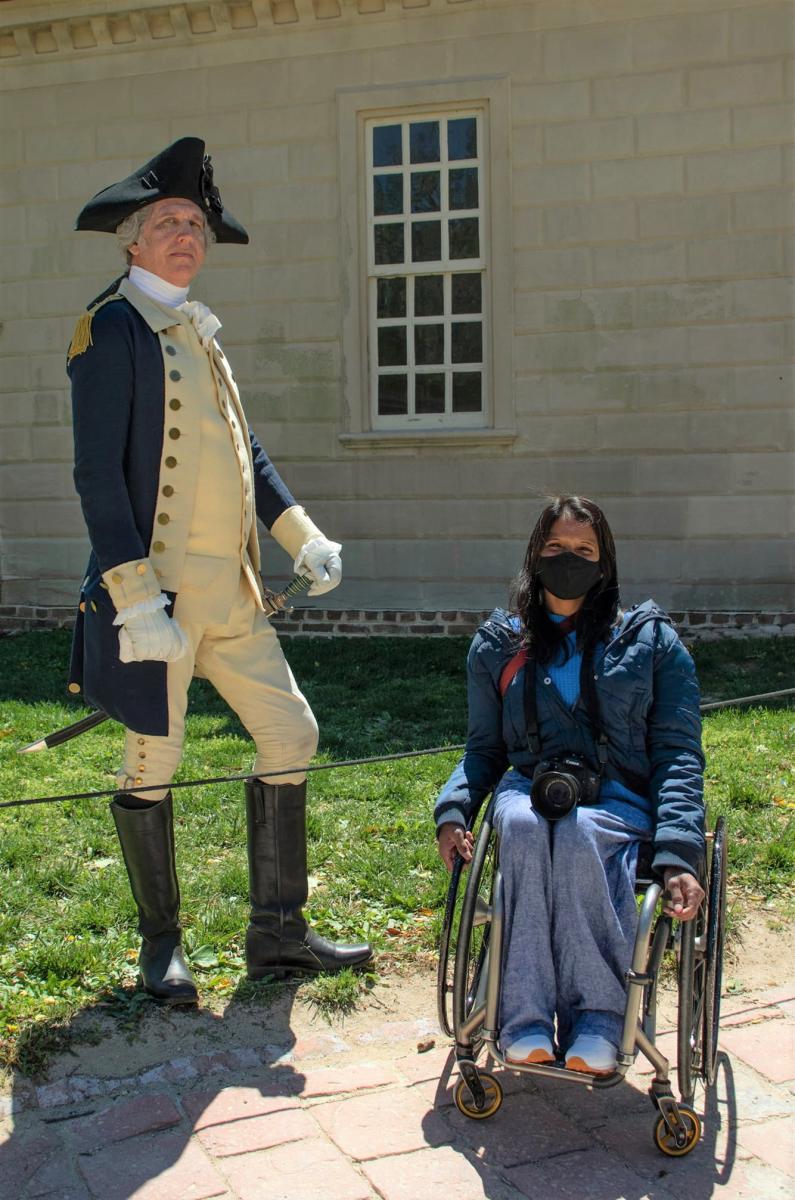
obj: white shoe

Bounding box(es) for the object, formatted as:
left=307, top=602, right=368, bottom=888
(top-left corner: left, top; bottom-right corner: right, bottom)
left=565, top=1034, right=617, bottom=1075
left=504, top=1034, right=555, bottom=1065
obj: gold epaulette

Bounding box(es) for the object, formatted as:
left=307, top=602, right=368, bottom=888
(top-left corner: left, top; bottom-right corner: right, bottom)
left=67, top=293, right=122, bottom=363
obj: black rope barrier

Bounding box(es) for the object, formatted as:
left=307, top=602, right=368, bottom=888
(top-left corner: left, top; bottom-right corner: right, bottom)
left=2, top=686, right=792, bottom=812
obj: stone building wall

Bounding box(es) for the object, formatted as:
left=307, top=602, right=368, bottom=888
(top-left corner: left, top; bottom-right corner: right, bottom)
left=1, top=0, right=793, bottom=621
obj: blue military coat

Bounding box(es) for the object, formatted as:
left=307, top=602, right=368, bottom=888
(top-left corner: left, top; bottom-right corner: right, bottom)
left=67, top=281, right=296, bottom=735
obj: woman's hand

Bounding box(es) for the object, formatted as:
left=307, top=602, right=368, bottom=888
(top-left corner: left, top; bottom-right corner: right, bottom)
left=662, top=868, right=704, bottom=921
left=437, top=822, right=474, bottom=872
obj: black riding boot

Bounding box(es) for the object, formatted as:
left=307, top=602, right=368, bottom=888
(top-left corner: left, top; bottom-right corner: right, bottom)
left=245, top=779, right=373, bottom=979
left=111, top=791, right=198, bottom=1005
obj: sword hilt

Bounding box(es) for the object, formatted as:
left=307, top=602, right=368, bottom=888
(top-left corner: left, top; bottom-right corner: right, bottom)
left=261, top=573, right=313, bottom=616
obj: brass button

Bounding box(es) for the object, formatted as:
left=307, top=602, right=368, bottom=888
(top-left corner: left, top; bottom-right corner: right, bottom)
left=153, top=541, right=165, bottom=553
left=138, top=752, right=146, bottom=759
left=157, top=513, right=170, bottom=525
left=169, top=398, right=181, bottom=410
left=169, top=369, right=181, bottom=381
left=168, top=428, right=181, bottom=440
left=162, top=485, right=174, bottom=497
left=79, top=601, right=86, bottom=612
left=135, top=777, right=143, bottom=785
left=112, top=572, right=122, bottom=584
left=165, top=456, right=177, bottom=468
left=165, top=345, right=177, bottom=356
left=90, top=601, right=97, bottom=612
left=68, top=682, right=81, bottom=694
left=136, top=563, right=147, bottom=575
left=137, top=738, right=145, bottom=745
left=137, top=765, right=145, bottom=773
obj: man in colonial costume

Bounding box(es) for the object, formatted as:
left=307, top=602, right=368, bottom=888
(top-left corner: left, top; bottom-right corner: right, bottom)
left=67, top=138, right=371, bottom=1004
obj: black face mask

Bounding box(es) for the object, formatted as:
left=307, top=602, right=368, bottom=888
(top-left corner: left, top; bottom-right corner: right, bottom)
left=537, top=551, right=602, bottom=601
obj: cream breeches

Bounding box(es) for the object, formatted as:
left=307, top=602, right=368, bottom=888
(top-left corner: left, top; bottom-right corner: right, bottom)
left=117, top=572, right=318, bottom=802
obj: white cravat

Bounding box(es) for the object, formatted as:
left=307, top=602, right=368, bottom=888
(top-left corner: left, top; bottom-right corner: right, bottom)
left=128, top=265, right=222, bottom=349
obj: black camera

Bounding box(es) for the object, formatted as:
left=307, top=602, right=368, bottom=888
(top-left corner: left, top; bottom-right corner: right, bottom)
left=530, top=756, right=602, bottom=821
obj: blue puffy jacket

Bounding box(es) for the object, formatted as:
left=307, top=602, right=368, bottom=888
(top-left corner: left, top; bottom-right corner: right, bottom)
left=434, top=601, right=706, bottom=875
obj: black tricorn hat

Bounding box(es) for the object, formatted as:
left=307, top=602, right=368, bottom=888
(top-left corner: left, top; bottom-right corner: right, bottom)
left=74, top=136, right=248, bottom=245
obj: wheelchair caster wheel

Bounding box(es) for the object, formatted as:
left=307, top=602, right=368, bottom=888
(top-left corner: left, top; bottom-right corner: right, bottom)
left=454, top=1071, right=503, bottom=1120
left=653, top=1106, right=701, bottom=1156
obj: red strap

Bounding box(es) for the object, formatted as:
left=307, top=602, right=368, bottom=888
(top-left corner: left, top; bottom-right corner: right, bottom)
left=499, top=647, right=529, bottom=697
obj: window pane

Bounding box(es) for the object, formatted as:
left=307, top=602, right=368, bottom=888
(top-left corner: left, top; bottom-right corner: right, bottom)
left=378, top=374, right=408, bottom=415
left=374, top=174, right=403, bottom=216
left=378, top=326, right=407, bottom=366
left=452, top=371, right=482, bottom=413
left=448, top=116, right=477, bottom=161
left=414, top=274, right=444, bottom=317
left=451, top=273, right=481, bottom=314
left=411, top=220, right=441, bottom=262
left=449, top=167, right=478, bottom=210
left=374, top=223, right=405, bottom=265
left=416, top=372, right=445, bottom=414
left=410, top=121, right=440, bottom=164
left=449, top=217, right=479, bottom=259
left=451, top=321, right=482, bottom=363
left=411, top=170, right=441, bottom=213
left=414, top=324, right=444, bottom=365
left=377, top=276, right=406, bottom=319
left=373, top=124, right=402, bottom=167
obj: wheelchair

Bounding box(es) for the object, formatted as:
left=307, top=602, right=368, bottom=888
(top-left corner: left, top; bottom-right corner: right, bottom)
left=437, top=799, right=727, bottom=1157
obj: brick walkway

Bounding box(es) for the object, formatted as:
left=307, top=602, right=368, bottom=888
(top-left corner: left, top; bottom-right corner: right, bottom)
left=2, top=984, right=793, bottom=1200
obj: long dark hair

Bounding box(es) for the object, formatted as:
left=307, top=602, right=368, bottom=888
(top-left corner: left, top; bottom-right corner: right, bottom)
left=510, top=495, right=621, bottom=666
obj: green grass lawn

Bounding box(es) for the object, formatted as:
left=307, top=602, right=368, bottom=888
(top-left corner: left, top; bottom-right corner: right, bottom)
left=0, top=628, right=793, bottom=1076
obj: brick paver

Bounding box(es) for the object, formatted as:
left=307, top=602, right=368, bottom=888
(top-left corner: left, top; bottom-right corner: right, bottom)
left=719, top=1017, right=795, bottom=1082
left=298, top=1060, right=399, bottom=1098
left=736, top=1114, right=795, bottom=1176
left=311, top=1086, right=453, bottom=1160
left=220, top=1137, right=373, bottom=1200
left=504, top=1146, right=679, bottom=1200
left=69, top=1092, right=182, bottom=1152
left=77, top=1131, right=228, bottom=1200
left=194, top=1106, right=319, bottom=1157
left=362, top=1144, right=522, bottom=1200
left=445, top=1086, right=591, bottom=1167
left=181, top=1081, right=300, bottom=1129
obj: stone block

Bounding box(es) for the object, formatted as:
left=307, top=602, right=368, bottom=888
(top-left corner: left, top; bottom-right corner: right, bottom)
left=733, top=277, right=795, bottom=319
left=690, top=62, right=784, bottom=109
left=688, top=409, right=794, bottom=453
left=55, top=78, right=133, bottom=122
left=633, top=452, right=730, bottom=494
left=730, top=3, right=795, bottom=57
left=634, top=366, right=733, bottom=411
left=77, top=1131, right=227, bottom=1200
left=546, top=453, right=640, bottom=496
left=0, top=462, right=74, bottom=501
left=736, top=188, right=793, bottom=232
left=311, top=1088, right=452, bottom=1160
left=221, top=1136, right=373, bottom=1200
left=249, top=102, right=332, bottom=145
left=287, top=50, right=373, bottom=103
left=513, top=124, right=544, bottom=167
left=686, top=496, right=786, bottom=537
left=597, top=325, right=688, bottom=369
left=688, top=232, right=782, bottom=279
left=733, top=452, right=795, bottom=492
left=516, top=247, right=591, bottom=290
left=195, top=1106, right=317, bottom=1157
left=544, top=200, right=637, bottom=246
left=452, top=30, right=541, bottom=78
left=720, top=1017, right=795, bottom=1082
left=514, top=207, right=543, bottom=248
left=632, top=10, right=727, bottom=69
left=288, top=140, right=337, bottom=182
left=544, top=117, right=633, bottom=162
left=513, top=79, right=590, bottom=123
left=517, top=413, right=600, bottom=452
left=593, top=156, right=683, bottom=199
left=0, top=356, right=28, bottom=391
left=57, top=158, right=134, bottom=202
left=0, top=165, right=57, bottom=207
left=0, top=206, right=25, bottom=245
left=514, top=162, right=589, bottom=205
left=733, top=102, right=795, bottom=147
left=1, top=427, right=31, bottom=461
left=544, top=287, right=634, bottom=330
left=516, top=330, right=596, bottom=372
left=635, top=282, right=730, bottom=326
left=638, top=108, right=730, bottom=155
left=689, top=321, right=791, bottom=366
left=24, top=126, right=95, bottom=164
left=543, top=23, right=632, bottom=78
left=130, top=70, right=208, bottom=117
left=593, top=240, right=686, bottom=285
left=638, top=193, right=731, bottom=238
left=212, top=144, right=289, bottom=185
left=593, top=70, right=683, bottom=116
left=597, top=411, right=687, bottom=451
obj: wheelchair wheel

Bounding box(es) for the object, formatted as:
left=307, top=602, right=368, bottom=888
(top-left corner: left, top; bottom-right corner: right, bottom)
left=653, top=1106, right=701, bottom=1156
left=437, top=855, right=465, bottom=1038
left=452, top=812, right=497, bottom=1050
left=454, top=1071, right=503, bottom=1120
left=703, top=815, right=727, bottom=1087
left=676, top=906, right=705, bottom=1106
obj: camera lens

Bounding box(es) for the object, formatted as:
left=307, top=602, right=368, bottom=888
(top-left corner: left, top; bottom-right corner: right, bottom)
left=545, top=779, right=574, bottom=808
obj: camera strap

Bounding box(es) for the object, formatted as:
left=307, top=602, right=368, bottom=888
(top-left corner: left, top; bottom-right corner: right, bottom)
left=520, top=646, right=609, bottom=774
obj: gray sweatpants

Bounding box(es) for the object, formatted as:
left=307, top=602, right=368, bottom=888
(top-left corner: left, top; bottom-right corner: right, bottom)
left=493, top=772, right=652, bottom=1053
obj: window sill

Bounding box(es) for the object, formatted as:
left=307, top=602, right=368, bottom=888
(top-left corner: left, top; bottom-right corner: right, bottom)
left=339, top=428, right=518, bottom=450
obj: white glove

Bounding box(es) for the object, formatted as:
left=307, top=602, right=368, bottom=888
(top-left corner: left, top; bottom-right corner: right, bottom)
left=114, top=595, right=188, bottom=664
left=294, top=535, right=342, bottom=597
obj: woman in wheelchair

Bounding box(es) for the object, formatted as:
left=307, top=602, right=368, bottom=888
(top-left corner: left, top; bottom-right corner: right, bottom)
left=435, top=495, right=705, bottom=1077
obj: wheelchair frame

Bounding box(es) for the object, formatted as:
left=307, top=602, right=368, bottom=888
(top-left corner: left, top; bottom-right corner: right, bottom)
left=437, top=802, right=727, bottom=1157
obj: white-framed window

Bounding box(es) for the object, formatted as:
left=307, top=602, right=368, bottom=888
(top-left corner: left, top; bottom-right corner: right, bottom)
left=366, top=111, right=487, bottom=429
left=338, top=78, right=514, bottom=449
